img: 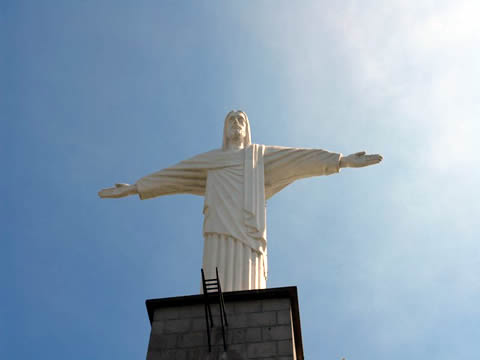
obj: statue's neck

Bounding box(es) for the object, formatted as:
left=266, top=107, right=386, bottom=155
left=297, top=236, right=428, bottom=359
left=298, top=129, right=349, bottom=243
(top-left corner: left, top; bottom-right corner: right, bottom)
left=226, top=139, right=245, bottom=151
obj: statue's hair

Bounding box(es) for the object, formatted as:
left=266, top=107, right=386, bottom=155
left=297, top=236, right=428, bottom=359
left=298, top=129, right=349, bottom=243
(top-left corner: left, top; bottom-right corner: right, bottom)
left=222, top=110, right=251, bottom=150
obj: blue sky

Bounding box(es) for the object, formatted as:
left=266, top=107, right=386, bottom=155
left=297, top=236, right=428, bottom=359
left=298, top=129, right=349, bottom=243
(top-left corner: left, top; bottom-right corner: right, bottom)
left=2, top=1, right=479, bottom=359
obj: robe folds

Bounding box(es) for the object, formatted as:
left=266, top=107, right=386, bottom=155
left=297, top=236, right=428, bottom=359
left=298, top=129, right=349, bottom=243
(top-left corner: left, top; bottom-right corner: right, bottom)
left=135, top=145, right=341, bottom=291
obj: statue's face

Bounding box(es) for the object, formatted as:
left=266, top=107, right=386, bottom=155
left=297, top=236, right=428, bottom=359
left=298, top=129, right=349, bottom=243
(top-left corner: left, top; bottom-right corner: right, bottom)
left=226, top=112, right=247, bottom=141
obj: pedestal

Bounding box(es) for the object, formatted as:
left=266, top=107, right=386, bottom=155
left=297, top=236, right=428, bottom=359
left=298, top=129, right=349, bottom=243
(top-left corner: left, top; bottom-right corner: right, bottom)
left=145, top=286, right=304, bottom=360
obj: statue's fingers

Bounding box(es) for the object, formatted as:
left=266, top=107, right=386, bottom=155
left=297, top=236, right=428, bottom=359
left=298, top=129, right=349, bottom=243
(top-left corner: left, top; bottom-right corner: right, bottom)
left=365, top=155, right=383, bottom=164
left=99, top=187, right=119, bottom=197
left=355, top=151, right=366, bottom=156
left=98, top=189, right=111, bottom=198
left=115, top=183, right=129, bottom=188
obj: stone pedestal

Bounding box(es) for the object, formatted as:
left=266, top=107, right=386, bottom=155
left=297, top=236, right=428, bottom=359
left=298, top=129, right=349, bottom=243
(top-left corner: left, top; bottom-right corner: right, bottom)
left=145, top=286, right=304, bottom=360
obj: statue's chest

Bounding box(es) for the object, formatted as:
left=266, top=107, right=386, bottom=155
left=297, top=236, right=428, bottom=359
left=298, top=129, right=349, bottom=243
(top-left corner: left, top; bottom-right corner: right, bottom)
left=205, top=164, right=244, bottom=203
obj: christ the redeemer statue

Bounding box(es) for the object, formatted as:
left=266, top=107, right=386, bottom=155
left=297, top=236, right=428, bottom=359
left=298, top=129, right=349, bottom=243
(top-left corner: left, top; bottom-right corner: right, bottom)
left=99, top=111, right=382, bottom=291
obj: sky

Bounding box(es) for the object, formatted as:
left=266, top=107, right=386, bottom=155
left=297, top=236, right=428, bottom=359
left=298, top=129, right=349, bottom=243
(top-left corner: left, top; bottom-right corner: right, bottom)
left=2, top=1, right=479, bottom=359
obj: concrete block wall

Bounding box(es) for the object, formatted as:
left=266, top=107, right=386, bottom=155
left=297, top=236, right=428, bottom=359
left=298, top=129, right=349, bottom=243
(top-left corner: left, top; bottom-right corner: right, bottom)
left=146, top=289, right=302, bottom=360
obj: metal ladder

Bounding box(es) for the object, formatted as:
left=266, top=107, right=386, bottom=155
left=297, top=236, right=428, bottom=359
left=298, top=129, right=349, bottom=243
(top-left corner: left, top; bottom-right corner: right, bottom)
left=201, top=267, right=228, bottom=352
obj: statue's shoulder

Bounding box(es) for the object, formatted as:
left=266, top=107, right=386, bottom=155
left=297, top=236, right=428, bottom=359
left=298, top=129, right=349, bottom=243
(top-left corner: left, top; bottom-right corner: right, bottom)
left=203, top=148, right=222, bottom=155
left=185, top=148, right=221, bottom=158
left=261, top=144, right=291, bottom=153
left=183, top=148, right=223, bottom=162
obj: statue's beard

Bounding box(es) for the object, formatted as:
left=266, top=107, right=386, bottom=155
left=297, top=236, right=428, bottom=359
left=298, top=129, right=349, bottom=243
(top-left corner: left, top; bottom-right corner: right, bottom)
left=229, top=129, right=246, bottom=141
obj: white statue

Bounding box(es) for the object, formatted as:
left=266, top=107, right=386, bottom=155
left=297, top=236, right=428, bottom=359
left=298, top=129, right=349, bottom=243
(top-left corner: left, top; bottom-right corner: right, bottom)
left=99, top=111, right=382, bottom=291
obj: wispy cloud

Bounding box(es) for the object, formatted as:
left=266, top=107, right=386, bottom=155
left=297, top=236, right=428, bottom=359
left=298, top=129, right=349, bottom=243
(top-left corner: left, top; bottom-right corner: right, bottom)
left=324, top=0, right=480, bottom=171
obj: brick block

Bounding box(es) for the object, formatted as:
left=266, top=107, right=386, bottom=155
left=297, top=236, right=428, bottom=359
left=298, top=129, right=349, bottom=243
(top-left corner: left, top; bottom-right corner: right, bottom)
left=210, top=327, right=229, bottom=346
left=185, top=348, right=207, bottom=360
left=277, top=309, right=291, bottom=325
left=148, top=334, right=178, bottom=350
left=151, top=320, right=165, bottom=334
left=191, top=317, right=230, bottom=333
left=225, top=344, right=248, bottom=359
left=247, top=312, right=277, bottom=327
left=191, top=318, right=207, bottom=331
left=209, top=304, right=235, bottom=316
left=277, top=339, right=294, bottom=355
left=164, top=319, right=192, bottom=334
left=153, top=307, right=179, bottom=321
left=146, top=350, right=177, bottom=360
left=177, top=332, right=206, bottom=348
left=245, top=327, right=262, bottom=342
left=247, top=341, right=277, bottom=358
left=178, top=305, right=204, bottom=319
left=228, top=313, right=248, bottom=328
left=175, top=349, right=187, bottom=360
left=262, top=299, right=290, bottom=311
left=234, top=300, right=262, bottom=313
left=228, top=343, right=247, bottom=352
left=262, top=326, right=292, bottom=341
left=228, top=329, right=246, bottom=344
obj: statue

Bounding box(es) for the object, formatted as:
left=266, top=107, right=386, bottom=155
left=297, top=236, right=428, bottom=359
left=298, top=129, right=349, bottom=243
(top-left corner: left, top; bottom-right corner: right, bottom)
left=99, top=111, right=382, bottom=291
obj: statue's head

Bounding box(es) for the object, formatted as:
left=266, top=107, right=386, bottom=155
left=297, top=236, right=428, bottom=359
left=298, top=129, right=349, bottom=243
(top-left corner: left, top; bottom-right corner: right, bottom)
left=222, top=110, right=251, bottom=150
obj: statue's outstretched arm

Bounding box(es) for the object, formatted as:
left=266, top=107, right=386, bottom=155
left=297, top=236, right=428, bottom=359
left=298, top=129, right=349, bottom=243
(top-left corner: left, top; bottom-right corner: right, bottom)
left=339, top=151, right=383, bottom=168
left=98, top=183, right=138, bottom=199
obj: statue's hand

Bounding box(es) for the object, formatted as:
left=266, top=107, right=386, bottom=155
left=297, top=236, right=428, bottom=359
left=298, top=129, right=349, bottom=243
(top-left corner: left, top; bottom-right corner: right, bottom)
left=340, top=151, right=383, bottom=168
left=98, top=183, right=137, bottom=198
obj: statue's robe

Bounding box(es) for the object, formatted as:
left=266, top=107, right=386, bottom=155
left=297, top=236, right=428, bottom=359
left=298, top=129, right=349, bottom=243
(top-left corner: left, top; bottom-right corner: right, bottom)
left=135, top=145, right=341, bottom=291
